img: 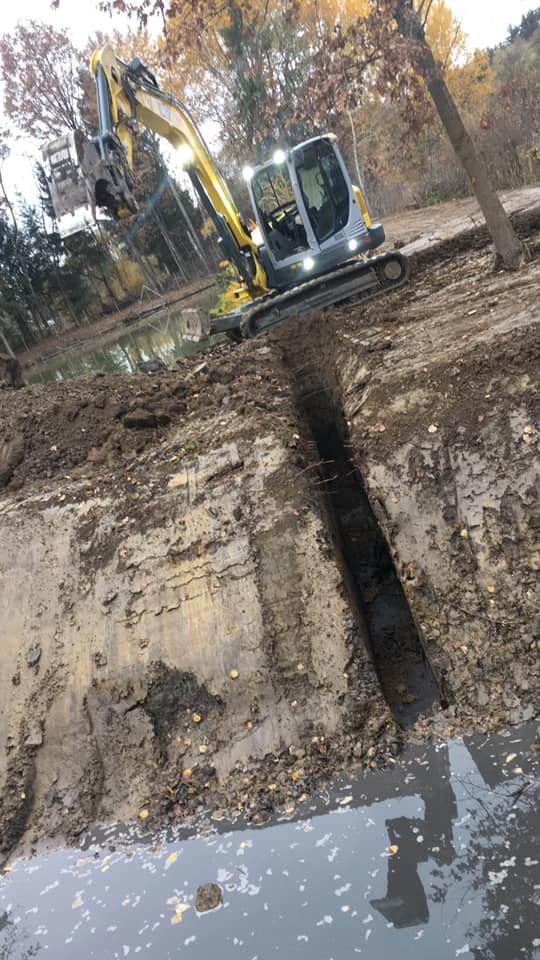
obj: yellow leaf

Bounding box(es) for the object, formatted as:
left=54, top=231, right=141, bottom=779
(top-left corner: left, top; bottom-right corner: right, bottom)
left=171, top=903, right=190, bottom=925
left=230, top=668, right=239, bottom=680
left=504, top=753, right=517, bottom=764
left=389, top=844, right=399, bottom=855
left=339, top=795, right=353, bottom=805
left=167, top=852, right=178, bottom=865
left=291, top=770, right=302, bottom=782
left=182, top=768, right=192, bottom=779
left=139, top=808, right=150, bottom=820
left=513, top=767, right=523, bottom=775
left=487, top=585, right=495, bottom=594
left=192, top=712, right=202, bottom=724
left=2, top=865, right=12, bottom=874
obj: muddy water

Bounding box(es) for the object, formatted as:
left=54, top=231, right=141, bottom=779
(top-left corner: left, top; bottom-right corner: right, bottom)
left=28, top=291, right=218, bottom=384
left=1, top=726, right=538, bottom=959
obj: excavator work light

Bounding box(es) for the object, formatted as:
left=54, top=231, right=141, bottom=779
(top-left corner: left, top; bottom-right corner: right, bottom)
left=177, top=143, right=195, bottom=168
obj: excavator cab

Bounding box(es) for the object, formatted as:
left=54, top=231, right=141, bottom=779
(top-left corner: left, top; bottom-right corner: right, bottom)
left=245, top=135, right=385, bottom=291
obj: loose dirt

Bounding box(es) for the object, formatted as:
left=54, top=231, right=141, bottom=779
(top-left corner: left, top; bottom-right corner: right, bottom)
left=0, top=189, right=538, bottom=863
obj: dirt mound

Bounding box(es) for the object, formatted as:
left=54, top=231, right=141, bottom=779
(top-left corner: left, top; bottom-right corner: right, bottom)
left=0, top=342, right=291, bottom=494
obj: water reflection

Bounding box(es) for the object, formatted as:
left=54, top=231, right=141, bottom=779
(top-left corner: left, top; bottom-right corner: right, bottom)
left=28, top=292, right=217, bottom=384
left=1, top=725, right=538, bottom=959
left=371, top=744, right=456, bottom=928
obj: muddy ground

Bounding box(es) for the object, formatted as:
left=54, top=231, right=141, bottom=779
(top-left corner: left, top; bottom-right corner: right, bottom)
left=0, top=189, right=539, bottom=863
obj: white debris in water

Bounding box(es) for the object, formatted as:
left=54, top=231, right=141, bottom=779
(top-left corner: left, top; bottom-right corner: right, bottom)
left=488, top=869, right=508, bottom=886
left=316, top=915, right=333, bottom=926
left=456, top=946, right=470, bottom=956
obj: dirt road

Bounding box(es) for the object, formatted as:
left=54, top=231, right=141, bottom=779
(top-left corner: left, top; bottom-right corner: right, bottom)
left=0, top=188, right=538, bottom=862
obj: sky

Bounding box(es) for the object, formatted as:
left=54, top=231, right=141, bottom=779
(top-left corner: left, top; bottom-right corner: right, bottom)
left=0, top=0, right=536, bottom=207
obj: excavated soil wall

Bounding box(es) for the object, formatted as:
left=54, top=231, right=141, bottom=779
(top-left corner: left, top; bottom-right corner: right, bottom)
left=1, top=192, right=539, bottom=860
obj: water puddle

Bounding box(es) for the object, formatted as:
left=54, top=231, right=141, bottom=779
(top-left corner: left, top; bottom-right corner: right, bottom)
left=1, top=724, right=538, bottom=959
left=27, top=289, right=218, bottom=384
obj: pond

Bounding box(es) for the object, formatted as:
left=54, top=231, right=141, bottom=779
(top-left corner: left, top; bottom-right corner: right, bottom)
left=1, top=723, right=538, bottom=959
left=28, top=289, right=219, bottom=384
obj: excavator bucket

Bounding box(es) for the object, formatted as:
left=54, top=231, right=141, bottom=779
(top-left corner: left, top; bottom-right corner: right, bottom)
left=41, top=130, right=104, bottom=238
left=42, top=129, right=137, bottom=239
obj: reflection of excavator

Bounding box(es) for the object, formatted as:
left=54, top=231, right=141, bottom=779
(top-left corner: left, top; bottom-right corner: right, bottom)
left=42, top=45, right=409, bottom=339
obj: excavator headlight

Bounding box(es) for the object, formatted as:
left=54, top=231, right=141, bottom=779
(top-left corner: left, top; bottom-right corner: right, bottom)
left=177, top=143, right=194, bottom=168
left=348, top=238, right=358, bottom=251
left=303, top=256, right=315, bottom=271
left=273, top=148, right=286, bottom=165
left=242, top=165, right=254, bottom=182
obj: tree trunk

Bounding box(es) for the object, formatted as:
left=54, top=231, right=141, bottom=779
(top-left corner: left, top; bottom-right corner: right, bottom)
left=152, top=210, right=188, bottom=284
left=167, top=176, right=211, bottom=271
left=395, top=1, right=524, bottom=269
left=0, top=326, right=15, bottom=357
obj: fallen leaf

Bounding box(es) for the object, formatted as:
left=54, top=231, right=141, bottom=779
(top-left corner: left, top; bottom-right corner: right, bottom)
left=504, top=753, right=517, bottom=764
left=402, top=692, right=417, bottom=704
left=192, top=712, right=202, bottom=724
left=523, top=425, right=533, bottom=435
left=138, top=808, right=150, bottom=820
left=166, top=852, right=178, bottom=865
left=428, top=424, right=438, bottom=434
left=72, top=896, right=83, bottom=909
left=171, top=903, right=190, bottom=925
left=230, top=668, right=239, bottom=680
left=512, top=766, right=523, bottom=775
left=291, top=770, right=302, bottom=782
left=487, top=585, right=495, bottom=594
left=339, top=795, right=353, bottom=806
left=389, top=844, right=399, bottom=855
left=199, top=744, right=208, bottom=754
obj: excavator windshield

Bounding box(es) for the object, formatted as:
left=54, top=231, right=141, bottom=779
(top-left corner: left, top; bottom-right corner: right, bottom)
left=251, top=164, right=308, bottom=261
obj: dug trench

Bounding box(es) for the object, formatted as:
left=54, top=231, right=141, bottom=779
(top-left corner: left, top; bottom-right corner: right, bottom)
left=0, top=208, right=539, bottom=862
left=289, top=366, right=441, bottom=727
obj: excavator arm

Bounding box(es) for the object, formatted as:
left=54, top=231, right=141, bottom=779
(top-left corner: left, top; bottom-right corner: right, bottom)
left=47, top=44, right=269, bottom=294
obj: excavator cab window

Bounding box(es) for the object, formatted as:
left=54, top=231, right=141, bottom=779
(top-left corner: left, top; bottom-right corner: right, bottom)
left=252, top=164, right=308, bottom=261
left=294, top=140, right=350, bottom=243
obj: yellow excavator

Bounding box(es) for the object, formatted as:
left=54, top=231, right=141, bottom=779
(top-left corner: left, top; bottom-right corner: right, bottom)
left=42, top=45, right=409, bottom=340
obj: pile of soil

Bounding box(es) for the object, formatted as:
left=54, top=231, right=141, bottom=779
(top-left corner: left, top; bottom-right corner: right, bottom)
left=0, top=341, right=296, bottom=495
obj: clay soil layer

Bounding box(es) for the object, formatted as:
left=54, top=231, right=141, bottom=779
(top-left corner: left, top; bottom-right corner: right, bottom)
left=0, top=186, right=538, bottom=861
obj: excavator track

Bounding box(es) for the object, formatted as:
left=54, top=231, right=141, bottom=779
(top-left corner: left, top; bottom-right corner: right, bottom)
left=210, top=252, right=410, bottom=340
